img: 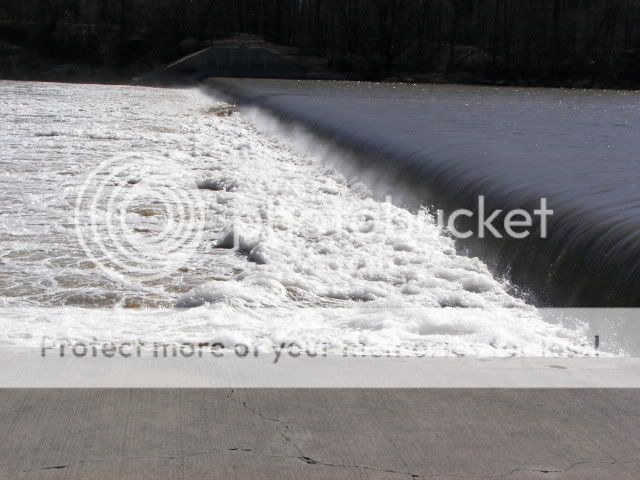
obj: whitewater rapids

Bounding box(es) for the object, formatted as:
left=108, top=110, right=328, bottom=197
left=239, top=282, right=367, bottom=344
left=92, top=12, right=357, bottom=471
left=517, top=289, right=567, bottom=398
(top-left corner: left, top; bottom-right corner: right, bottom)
left=0, top=81, right=596, bottom=356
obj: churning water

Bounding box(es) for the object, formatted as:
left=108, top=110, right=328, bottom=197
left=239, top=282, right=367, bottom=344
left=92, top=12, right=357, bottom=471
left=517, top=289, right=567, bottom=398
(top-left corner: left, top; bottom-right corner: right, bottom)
left=0, top=81, right=603, bottom=355
left=210, top=78, right=640, bottom=307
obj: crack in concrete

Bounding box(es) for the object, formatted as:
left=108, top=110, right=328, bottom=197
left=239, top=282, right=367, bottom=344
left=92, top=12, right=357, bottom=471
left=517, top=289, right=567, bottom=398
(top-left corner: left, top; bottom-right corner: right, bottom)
left=22, top=450, right=640, bottom=479
left=21, top=391, right=640, bottom=479
left=498, top=459, right=640, bottom=478
left=225, top=389, right=305, bottom=457
left=225, top=389, right=421, bottom=478
left=42, top=465, right=68, bottom=470
left=24, top=446, right=419, bottom=478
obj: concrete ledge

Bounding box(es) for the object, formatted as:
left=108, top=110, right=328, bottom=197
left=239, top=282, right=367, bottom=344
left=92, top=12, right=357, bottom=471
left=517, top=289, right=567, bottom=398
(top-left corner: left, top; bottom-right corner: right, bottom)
left=1, top=389, right=639, bottom=479
left=3, top=350, right=640, bottom=387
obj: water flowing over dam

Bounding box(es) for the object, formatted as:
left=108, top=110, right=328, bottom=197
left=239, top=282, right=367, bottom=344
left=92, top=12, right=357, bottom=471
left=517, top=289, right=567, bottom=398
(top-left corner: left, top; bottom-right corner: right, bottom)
left=1, top=81, right=600, bottom=356
left=208, top=78, right=640, bottom=307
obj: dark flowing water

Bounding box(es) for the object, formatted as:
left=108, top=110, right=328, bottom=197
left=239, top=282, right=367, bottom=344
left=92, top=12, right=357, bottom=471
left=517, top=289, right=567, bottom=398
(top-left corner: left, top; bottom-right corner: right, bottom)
left=210, top=78, right=640, bottom=307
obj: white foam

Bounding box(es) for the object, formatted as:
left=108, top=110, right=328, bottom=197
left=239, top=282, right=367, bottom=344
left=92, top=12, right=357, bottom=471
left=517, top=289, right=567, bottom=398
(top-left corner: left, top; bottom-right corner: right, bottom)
left=0, top=81, right=600, bottom=356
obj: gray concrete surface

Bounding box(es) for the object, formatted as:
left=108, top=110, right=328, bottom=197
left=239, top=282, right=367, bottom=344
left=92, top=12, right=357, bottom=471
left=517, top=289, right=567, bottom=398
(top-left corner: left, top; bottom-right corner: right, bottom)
left=4, top=352, right=640, bottom=388
left=1, top=389, right=639, bottom=479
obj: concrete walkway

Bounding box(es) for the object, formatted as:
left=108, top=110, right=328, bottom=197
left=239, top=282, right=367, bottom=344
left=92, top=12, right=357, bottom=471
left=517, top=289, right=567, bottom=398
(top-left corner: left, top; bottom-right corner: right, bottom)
left=1, top=389, right=639, bottom=479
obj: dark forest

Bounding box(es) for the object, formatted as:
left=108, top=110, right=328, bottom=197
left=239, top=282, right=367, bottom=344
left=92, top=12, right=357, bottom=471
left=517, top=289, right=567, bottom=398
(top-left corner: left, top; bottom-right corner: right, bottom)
left=1, top=0, right=639, bottom=86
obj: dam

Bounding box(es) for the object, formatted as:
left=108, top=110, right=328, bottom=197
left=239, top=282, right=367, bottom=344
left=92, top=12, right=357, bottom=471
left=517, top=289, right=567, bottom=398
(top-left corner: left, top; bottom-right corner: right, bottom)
left=208, top=78, right=640, bottom=307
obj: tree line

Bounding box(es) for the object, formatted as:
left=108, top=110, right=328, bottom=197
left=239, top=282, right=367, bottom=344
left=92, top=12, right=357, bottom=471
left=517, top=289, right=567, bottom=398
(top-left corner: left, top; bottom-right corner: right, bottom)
left=1, top=0, right=639, bottom=85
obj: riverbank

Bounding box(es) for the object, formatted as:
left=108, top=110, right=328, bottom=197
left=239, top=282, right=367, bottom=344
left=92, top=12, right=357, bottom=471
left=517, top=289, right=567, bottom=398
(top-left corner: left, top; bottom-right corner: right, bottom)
left=3, top=38, right=640, bottom=90
left=0, top=40, right=150, bottom=85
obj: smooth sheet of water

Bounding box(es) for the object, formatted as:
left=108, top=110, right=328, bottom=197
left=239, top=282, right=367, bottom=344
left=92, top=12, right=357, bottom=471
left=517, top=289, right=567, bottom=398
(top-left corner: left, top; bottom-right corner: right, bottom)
left=210, top=78, right=640, bottom=306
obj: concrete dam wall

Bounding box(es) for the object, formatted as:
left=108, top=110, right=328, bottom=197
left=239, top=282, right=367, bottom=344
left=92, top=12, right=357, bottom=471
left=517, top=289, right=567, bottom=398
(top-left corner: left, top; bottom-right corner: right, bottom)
left=169, top=47, right=306, bottom=79
left=139, top=46, right=309, bottom=85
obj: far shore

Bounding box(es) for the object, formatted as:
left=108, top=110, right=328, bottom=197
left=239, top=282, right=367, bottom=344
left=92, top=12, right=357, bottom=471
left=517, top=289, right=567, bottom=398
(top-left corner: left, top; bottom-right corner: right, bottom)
left=2, top=40, right=639, bottom=91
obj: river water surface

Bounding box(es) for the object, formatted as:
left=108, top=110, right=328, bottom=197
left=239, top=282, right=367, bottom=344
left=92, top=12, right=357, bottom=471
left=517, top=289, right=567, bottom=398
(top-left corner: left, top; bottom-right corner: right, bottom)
left=0, top=81, right=607, bottom=355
